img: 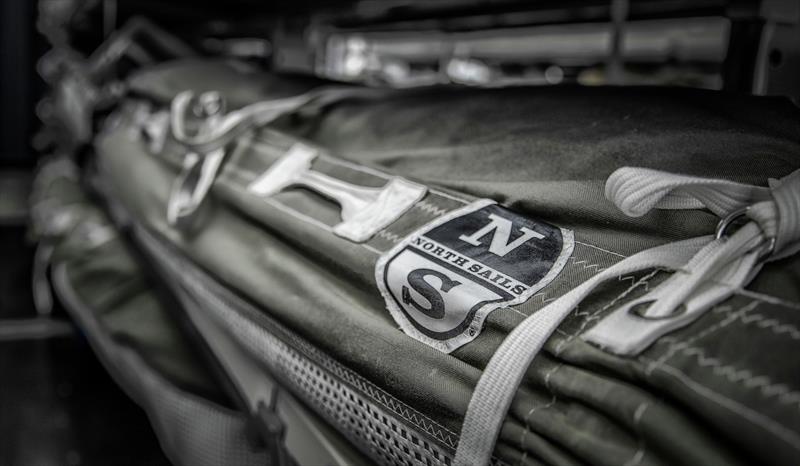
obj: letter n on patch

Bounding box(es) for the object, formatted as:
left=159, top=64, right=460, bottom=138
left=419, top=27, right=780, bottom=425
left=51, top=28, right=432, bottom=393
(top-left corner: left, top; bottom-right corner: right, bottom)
left=375, top=199, right=574, bottom=353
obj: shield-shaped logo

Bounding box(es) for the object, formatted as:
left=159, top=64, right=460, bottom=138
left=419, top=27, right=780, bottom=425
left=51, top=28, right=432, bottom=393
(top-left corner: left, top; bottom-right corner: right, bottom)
left=376, top=199, right=573, bottom=353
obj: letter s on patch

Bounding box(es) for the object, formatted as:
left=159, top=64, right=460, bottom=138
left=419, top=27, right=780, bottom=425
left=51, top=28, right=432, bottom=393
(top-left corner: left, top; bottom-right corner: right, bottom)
left=402, top=269, right=462, bottom=319
left=376, top=199, right=574, bottom=353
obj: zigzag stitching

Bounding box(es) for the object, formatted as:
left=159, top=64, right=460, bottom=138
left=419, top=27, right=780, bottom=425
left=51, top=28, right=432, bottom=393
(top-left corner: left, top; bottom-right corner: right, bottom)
left=414, top=201, right=449, bottom=217
left=571, top=272, right=654, bottom=320
left=529, top=291, right=555, bottom=304
left=376, top=229, right=402, bottom=244
left=644, top=299, right=800, bottom=406
left=558, top=270, right=658, bottom=355
left=736, top=312, right=800, bottom=341
left=669, top=344, right=800, bottom=409
left=570, top=257, right=605, bottom=274
left=650, top=301, right=756, bottom=370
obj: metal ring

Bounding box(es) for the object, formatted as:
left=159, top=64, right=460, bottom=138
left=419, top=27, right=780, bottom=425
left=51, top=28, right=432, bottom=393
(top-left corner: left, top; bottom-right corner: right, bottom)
left=715, top=206, right=777, bottom=263
left=715, top=207, right=750, bottom=240
left=166, top=148, right=226, bottom=230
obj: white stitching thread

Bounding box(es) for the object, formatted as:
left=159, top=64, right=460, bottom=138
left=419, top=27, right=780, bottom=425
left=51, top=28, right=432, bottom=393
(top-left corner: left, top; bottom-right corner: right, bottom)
left=375, top=229, right=402, bottom=244
left=646, top=301, right=758, bottom=374
left=638, top=355, right=800, bottom=451
left=414, top=201, right=450, bottom=218
left=517, top=363, right=562, bottom=466
left=575, top=240, right=627, bottom=258
left=517, top=394, right=557, bottom=466
left=622, top=402, right=650, bottom=466
left=573, top=240, right=800, bottom=310
left=226, top=165, right=800, bottom=313
left=644, top=299, right=800, bottom=408
left=555, top=270, right=659, bottom=355
left=516, top=254, right=616, bottom=319
left=657, top=343, right=800, bottom=410
left=570, top=258, right=605, bottom=274
left=734, top=310, right=800, bottom=340
left=528, top=292, right=555, bottom=306
left=734, top=289, right=800, bottom=310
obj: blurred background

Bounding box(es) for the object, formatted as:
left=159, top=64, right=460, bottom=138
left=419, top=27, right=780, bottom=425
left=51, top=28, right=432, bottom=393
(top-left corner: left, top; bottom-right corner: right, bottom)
left=1, top=0, right=798, bottom=464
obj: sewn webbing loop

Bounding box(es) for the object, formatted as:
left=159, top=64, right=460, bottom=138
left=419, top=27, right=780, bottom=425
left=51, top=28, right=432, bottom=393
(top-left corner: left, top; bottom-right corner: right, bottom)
left=453, top=167, right=800, bottom=466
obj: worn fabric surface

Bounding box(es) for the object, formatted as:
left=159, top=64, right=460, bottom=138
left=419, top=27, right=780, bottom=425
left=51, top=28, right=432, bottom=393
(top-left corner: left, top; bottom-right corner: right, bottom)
left=30, top=159, right=228, bottom=403
left=95, top=61, right=800, bottom=466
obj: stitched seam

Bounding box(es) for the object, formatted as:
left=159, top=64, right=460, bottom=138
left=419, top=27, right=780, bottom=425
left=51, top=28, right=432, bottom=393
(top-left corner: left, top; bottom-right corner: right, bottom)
left=529, top=291, right=556, bottom=305
left=655, top=343, right=800, bottom=409
left=647, top=301, right=759, bottom=373
left=733, top=289, right=800, bottom=311
left=705, top=302, right=800, bottom=341
left=375, top=229, right=402, bottom=244
left=638, top=355, right=800, bottom=451
left=555, top=270, right=659, bottom=355
left=572, top=241, right=800, bottom=309
left=516, top=395, right=557, bottom=466
left=516, top=257, right=606, bottom=318
left=414, top=200, right=450, bottom=217
left=622, top=401, right=650, bottom=466
left=732, top=310, right=800, bottom=340
left=230, top=166, right=800, bottom=308
left=575, top=240, right=627, bottom=258
left=504, top=307, right=529, bottom=319
left=570, top=257, right=606, bottom=274
left=226, top=167, right=800, bottom=309
left=644, top=301, right=800, bottom=408
left=517, top=364, right=561, bottom=466
left=571, top=271, right=655, bottom=322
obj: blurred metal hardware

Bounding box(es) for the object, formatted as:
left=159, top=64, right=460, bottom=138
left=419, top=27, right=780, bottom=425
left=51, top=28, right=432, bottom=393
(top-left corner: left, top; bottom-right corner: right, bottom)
left=166, top=87, right=391, bottom=232
left=169, top=90, right=319, bottom=154
left=166, top=149, right=227, bottom=230
left=248, top=143, right=427, bottom=243
left=318, top=17, right=730, bottom=88
left=35, top=16, right=196, bottom=150
left=166, top=91, right=229, bottom=230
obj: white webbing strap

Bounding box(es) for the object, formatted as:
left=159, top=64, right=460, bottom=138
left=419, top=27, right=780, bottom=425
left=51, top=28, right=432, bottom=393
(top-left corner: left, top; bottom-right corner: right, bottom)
left=453, top=167, right=800, bottom=466
left=169, top=87, right=382, bottom=154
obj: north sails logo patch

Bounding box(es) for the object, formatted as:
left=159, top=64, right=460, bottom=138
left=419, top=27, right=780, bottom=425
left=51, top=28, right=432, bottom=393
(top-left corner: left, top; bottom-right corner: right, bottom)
left=376, top=199, right=573, bottom=353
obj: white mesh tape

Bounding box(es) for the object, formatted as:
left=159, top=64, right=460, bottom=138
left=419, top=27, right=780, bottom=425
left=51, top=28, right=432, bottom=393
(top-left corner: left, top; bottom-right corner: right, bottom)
left=52, top=264, right=266, bottom=466
left=138, top=228, right=460, bottom=466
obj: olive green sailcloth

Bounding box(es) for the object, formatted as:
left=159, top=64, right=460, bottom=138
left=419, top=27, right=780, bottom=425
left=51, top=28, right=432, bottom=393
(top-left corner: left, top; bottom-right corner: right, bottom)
left=72, top=58, right=800, bottom=465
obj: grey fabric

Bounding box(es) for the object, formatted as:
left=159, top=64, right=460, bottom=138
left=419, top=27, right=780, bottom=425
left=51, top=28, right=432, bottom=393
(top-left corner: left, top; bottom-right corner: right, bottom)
left=30, top=160, right=267, bottom=466
left=289, top=86, right=800, bottom=257
left=127, top=58, right=329, bottom=109
left=95, top=65, right=800, bottom=466
left=137, top=226, right=464, bottom=466
left=53, top=264, right=267, bottom=466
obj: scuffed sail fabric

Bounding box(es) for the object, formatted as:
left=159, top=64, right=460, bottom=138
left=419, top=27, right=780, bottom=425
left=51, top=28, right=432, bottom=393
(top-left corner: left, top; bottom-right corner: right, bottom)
left=90, top=59, right=800, bottom=466
left=29, top=157, right=266, bottom=466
